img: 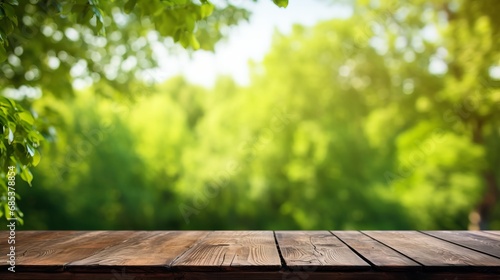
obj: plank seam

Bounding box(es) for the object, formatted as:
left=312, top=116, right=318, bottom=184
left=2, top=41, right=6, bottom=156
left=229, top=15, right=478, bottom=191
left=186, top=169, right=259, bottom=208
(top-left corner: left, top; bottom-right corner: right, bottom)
left=418, top=231, right=500, bottom=260
left=168, top=231, right=211, bottom=268
left=273, top=231, right=289, bottom=271
left=359, top=231, right=426, bottom=267
left=328, top=231, right=376, bottom=271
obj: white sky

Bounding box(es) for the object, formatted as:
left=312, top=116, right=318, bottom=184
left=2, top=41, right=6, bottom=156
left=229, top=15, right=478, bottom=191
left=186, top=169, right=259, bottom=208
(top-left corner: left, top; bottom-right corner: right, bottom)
left=153, top=0, right=351, bottom=87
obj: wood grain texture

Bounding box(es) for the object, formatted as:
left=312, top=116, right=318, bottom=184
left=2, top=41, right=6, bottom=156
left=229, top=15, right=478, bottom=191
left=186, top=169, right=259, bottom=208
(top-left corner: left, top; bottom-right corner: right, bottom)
left=467, top=231, right=500, bottom=242
left=0, top=231, right=82, bottom=256
left=422, top=231, right=500, bottom=258
left=275, top=231, right=370, bottom=271
left=67, top=231, right=209, bottom=273
left=1, top=230, right=499, bottom=278
left=4, top=271, right=500, bottom=280
left=5, top=231, right=133, bottom=272
left=363, top=231, right=500, bottom=272
left=171, top=231, right=281, bottom=271
left=331, top=231, right=422, bottom=271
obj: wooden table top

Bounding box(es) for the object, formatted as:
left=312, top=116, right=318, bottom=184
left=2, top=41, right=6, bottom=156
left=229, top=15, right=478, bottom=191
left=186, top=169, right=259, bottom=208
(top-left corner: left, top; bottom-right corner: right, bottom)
left=1, top=230, right=499, bottom=279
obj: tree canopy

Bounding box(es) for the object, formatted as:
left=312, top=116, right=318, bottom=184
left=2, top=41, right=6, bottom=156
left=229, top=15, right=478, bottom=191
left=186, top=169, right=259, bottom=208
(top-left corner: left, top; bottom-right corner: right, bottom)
left=0, top=0, right=286, bottom=222
left=2, top=0, right=499, bottom=230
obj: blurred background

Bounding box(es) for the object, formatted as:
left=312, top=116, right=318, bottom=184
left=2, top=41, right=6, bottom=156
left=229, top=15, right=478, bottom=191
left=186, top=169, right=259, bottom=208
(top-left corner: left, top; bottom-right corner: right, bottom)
left=1, top=0, right=499, bottom=230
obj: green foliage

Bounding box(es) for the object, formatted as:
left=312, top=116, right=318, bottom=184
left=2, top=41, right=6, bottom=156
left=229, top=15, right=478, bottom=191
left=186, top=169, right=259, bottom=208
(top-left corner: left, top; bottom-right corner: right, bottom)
left=3, top=0, right=500, bottom=230
left=272, top=0, right=288, bottom=8
left=0, top=0, right=285, bottom=224
left=0, top=96, right=42, bottom=179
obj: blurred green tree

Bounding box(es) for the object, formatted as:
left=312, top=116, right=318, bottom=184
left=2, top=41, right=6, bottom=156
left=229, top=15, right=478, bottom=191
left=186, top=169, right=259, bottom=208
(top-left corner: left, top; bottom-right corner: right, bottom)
left=4, top=0, right=499, bottom=230
left=0, top=0, right=287, bottom=221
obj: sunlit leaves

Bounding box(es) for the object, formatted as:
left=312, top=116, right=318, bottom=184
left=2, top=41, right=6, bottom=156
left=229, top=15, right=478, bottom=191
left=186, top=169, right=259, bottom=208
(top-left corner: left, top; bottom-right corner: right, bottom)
left=200, top=2, right=214, bottom=18
left=20, top=166, right=33, bottom=186
left=17, top=111, right=34, bottom=125
left=0, top=0, right=18, bottom=63
left=0, top=0, right=268, bottom=219
left=272, top=0, right=288, bottom=8
left=0, top=97, right=42, bottom=184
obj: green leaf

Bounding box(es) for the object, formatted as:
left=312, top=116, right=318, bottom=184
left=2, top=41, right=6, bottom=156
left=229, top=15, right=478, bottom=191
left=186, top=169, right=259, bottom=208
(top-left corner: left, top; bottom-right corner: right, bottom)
left=82, top=8, right=93, bottom=23
left=32, top=149, right=41, bottom=166
left=17, top=111, right=34, bottom=125
left=200, top=3, right=214, bottom=19
left=26, top=144, right=35, bottom=157
left=0, top=18, right=14, bottom=34
left=0, top=29, right=6, bottom=42
left=91, top=5, right=104, bottom=22
left=28, top=130, right=43, bottom=145
left=6, top=128, right=13, bottom=144
left=5, top=0, right=19, bottom=6
left=190, top=34, right=200, bottom=50
left=20, top=167, right=33, bottom=186
left=272, top=0, right=288, bottom=8
left=124, top=0, right=137, bottom=14
left=2, top=4, right=17, bottom=26
left=6, top=121, right=16, bottom=133
left=0, top=8, right=5, bottom=20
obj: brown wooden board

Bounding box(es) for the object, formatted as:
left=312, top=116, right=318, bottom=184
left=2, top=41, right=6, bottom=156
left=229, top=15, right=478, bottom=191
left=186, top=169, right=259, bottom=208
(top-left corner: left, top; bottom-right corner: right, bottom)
left=467, top=231, right=500, bottom=242
left=1, top=231, right=85, bottom=253
left=1, top=271, right=500, bottom=280
left=171, top=231, right=281, bottom=271
left=331, top=231, right=422, bottom=271
left=67, top=231, right=209, bottom=273
left=422, top=231, right=500, bottom=259
left=2, top=230, right=500, bottom=278
left=363, top=231, right=500, bottom=272
left=0, top=231, right=81, bottom=256
left=5, top=231, right=136, bottom=272
left=275, top=231, right=370, bottom=271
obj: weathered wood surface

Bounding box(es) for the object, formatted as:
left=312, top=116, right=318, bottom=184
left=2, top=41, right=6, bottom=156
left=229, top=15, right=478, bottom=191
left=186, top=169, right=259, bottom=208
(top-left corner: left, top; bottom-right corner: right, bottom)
left=68, top=231, right=209, bottom=272
left=275, top=231, right=370, bottom=271
left=0, top=230, right=499, bottom=279
left=422, top=231, right=500, bottom=259
left=331, top=231, right=421, bottom=271
left=363, top=231, right=500, bottom=272
left=171, top=231, right=281, bottom=271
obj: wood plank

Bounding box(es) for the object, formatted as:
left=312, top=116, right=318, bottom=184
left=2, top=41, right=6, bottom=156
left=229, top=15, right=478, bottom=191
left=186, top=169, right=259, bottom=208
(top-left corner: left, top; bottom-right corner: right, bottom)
left=331, top=231, right=422, bottom=271
left=171, top=231, right=281, bottom=271
left=363, top=231, right=500, bottom=272
left=4, top=271, right=500, bottom=280
left=0, top=231, right=92, bottom=272
left=67, top=231, right=209, bottom=272
left=275, top=231, right=370, bottom=271
left=4, top=231, right=134, bottom=272
left=0, top=231, right=84, bottom=253
left=467, top=231, right=500, bottom=242
left=0, top=231, right=80, bottom=255
left=2, top=230, right=500, bottom=277
left=422, top=231, right=500, bottom=258
left=484, top=231, right=500, bottom=237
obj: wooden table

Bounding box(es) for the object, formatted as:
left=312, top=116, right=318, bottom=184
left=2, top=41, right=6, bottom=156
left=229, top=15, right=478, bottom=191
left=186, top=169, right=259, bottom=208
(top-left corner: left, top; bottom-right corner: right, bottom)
left=1, top=231, right=499, bottom=279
